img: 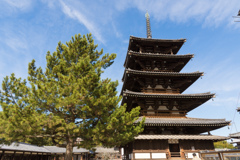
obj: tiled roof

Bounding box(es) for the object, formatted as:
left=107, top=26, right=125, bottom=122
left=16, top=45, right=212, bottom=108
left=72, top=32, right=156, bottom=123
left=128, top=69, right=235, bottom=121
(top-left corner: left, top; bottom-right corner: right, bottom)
left=124, top=52, right=193, bottom=68
left=135, top=117, right=230, bottom=126
left=123, top=90, right=215, bottom=99
left=43, top=146, right=66, bottom=153
left=44, top=146, right=89, bottom=153
left=0, top=142, right=50, bottom=153
left=230, top=139, right=240, bottom=144
left=127, top=36, right=186, bottom=55
left=135, top=134, right=227, bottom=140
left=129, top=36, right=187, bottom=42
left=0, top=143, right=117, bottom=154
left=125, top=69, right=203, bottom=76
left=94, top=147, right=119, bottom=153
left=229, top=132, right=240, bottom=138
left=128, top=51, right=194, bottom=58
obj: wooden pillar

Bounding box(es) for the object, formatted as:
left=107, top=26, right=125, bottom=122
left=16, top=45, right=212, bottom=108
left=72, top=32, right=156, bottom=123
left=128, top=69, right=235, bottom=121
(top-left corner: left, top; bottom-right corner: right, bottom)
left=36, top=152, right=39, bottom=160
left=29, top=152, right=32, bottom=160
left=20, top=151, right=25, bottom=160
left=0, top=150, right=5, bottom=160
left=11, top=151, right=16, bottom=160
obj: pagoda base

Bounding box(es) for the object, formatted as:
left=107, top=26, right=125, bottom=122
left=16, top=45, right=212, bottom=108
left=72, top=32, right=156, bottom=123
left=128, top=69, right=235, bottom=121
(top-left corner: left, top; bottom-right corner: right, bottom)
left=123, top=139, right=214, bottom=160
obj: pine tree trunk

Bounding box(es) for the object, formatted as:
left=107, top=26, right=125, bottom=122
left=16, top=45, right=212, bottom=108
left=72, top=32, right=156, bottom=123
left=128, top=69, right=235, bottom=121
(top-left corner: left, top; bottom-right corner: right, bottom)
left=65, top=137, right=73, bottom=160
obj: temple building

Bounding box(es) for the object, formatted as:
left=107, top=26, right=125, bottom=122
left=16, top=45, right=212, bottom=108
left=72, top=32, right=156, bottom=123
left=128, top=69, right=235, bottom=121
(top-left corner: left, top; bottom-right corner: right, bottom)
left=121, top=12, right=230, bottom=160
left=229, top=107, right=240, bottom=149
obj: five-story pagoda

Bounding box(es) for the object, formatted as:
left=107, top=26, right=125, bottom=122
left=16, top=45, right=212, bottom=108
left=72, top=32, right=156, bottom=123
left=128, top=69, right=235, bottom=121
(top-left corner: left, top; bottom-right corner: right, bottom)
left=121, top=12, right=230, bottom=160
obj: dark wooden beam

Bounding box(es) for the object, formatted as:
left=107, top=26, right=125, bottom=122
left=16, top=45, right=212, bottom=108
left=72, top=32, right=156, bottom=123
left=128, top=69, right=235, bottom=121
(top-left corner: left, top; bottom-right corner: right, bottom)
left=161, top=60, right=165, bottom=70
left=162, top=46, right=178, bottom=54
left=135, top=60, right=145, bottom=69
left=136, top=79, right=145, bottom=87
left=163, top=78, right=170, bottom=89
left=20, top=151, right=25, bottom=160
left=0, top=150, right=5, bottom=160
left=151, top=60, right=155, bottom=69
left=28, top=152, right=32, bottom=160
left=168, top=61, right=184, bottom=70
left=11, top=151, right=16, bottom=160
left=173, top=79, right=192, bottom=88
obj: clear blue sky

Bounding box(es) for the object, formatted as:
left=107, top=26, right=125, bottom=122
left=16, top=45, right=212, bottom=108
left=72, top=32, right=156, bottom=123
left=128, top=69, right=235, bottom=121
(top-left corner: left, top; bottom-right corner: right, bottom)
left=1, top=0, right=240, bottom=137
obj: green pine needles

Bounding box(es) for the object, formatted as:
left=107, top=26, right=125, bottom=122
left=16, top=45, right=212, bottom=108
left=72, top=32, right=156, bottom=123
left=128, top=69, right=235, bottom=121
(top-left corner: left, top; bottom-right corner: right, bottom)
left=0, top=34, right=144, bottom=160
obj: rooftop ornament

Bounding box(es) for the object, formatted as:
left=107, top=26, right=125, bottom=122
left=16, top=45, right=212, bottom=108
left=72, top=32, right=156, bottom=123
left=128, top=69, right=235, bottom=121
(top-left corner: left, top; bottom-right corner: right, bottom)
left=233, top=9, right=240, bottom=22
left=145, top=10, right=152, bottom=38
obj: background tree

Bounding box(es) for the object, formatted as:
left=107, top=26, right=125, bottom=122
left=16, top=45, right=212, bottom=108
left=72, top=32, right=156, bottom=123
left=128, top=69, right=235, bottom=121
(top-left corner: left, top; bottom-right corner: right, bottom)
left=0, top=34, right=144, bottom=160
left=214, top=140, right=236, bottom=149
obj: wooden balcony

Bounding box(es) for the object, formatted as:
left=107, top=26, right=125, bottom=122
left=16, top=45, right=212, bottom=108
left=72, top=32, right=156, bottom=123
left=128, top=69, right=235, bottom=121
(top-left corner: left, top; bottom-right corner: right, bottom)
left=141, top=88, right=180, bottom=94
left=141, top=110, right=187, bottom=117
left=170, top=152, right=181, bottom=157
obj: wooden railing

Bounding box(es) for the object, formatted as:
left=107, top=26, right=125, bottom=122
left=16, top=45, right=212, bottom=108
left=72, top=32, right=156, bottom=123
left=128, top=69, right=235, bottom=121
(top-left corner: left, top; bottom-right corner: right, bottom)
left=141, top=88, right=180, bottom=94
left=200, top=150, right=240, bottom=160
left=170, top=152, right=181, bottom=157
left=140, top=110, right=187, bottom=117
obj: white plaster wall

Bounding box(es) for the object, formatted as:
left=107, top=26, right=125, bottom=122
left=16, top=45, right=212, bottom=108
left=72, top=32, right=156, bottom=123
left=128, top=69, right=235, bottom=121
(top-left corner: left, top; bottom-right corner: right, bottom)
left=152, top=153, right=166, bottom=158
left=135, top=153, right=151, bottom=159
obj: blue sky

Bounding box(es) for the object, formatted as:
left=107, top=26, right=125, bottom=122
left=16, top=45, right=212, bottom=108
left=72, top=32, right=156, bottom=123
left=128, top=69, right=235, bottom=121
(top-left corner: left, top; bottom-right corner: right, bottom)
left=1, top=0, right=240, bottom=137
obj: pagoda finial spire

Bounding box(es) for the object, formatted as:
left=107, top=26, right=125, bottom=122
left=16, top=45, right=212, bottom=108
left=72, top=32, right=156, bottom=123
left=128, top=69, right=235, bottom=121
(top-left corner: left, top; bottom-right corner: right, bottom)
left=145, top=10, right=152, bottom=38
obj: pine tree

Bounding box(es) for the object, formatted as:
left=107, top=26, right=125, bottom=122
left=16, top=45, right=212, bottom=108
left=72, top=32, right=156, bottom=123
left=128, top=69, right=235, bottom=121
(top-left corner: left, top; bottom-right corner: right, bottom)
left=0, top=34, right=144, bottom=160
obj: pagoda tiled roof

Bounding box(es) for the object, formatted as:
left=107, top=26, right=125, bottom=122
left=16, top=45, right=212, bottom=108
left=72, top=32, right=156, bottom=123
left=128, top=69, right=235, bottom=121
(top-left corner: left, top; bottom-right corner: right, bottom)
left=123, top=90, right=215, bottom=99
left=129, top=36, right=186, bottom=43
left=124, top=51, right=194, bottom=67
left=123, top=69, right=203, bottom=80
left=134, top=134, right=228, bottom=141
left=121, top=69, right=202, bottom=94
left=128, top=36, right=186, bottom=54
left=135, top=117, right=230, bottom=127
left=128, top=51, right=194, bottom=58
left=229, top=132, right=240, bottom=138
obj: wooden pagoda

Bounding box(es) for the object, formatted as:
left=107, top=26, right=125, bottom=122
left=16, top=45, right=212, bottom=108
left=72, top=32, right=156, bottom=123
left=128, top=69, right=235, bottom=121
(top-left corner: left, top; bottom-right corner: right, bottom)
left=121, top=12, right=230, bottom=160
